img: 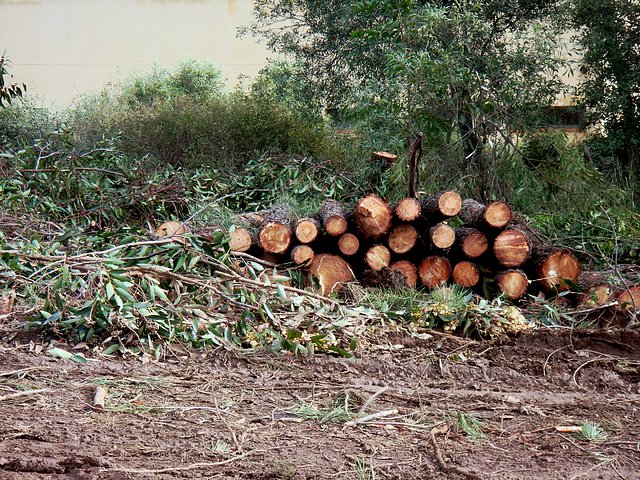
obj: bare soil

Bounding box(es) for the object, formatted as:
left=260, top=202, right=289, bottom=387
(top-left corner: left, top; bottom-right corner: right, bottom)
left=0, top=328, right=639, bottom=480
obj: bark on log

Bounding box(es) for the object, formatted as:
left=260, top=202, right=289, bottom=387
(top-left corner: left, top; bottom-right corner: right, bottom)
left=531, top=247, right=581, bottom=293
left=320, top=199, right=348, bottom=237
left=455, top=227, right=489, bottom=259
left=353, top=194, right=393, bottom=239
left=459, top=199, right=512, bottom=229
left=496, top=269, right=529, bottom=300
left=362, top=267, right=410, bottom=289
left=430, top=222, right=456, bottom=250
left=291, top=245, right=315, bottom=265
left=389, top=260, right=418, bottom=288
left=421, top=191, right=462, bottom=219
left=307, top=254, right=355, bottom=296
left=418, top=256, right=451, bottom=289
left=229, top=227, right=256, bottom=253
left=338, top=233, right=360, bottom=256
left=365, top=245, right=392, bottom=272
left=452, top=261, right=480, bottom=288
left=294, top=217, right=320, bottom=244
left=259, top=205, right=293, bottom=254
left=493, top=228, right=531, bottom=268
left=395, top=197, right=422, bottom=222
left=388, top=224, right=419, bottom=254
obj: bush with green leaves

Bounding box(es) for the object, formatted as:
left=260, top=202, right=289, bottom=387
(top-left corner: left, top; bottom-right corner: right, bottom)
left=71, top=60, right=342, bottom=169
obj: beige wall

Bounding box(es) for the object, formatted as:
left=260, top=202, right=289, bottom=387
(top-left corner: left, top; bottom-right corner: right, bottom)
left=1, top=0, right=270, bottom=107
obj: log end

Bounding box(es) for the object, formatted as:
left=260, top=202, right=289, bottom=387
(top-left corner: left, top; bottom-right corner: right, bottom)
left=616, top=286, right=640, bottom=312
left=365, top=245, right=392, bottom=272
left=438, top=191, right=462, bottom=217
left=536, top=249, right=581, bottom=292
left=484, top=201, right=512, bottom=228
left=493, top=229, right=531, bottom=268
left=389, top=260, right=418, bottom=288
left=308, top=254, right=355, bottom=296
left=229, top=227, right=254, bottom=253
left=395, top=197, right=421, bottom=222
left=338, top=233, right=360, bottom=256
left=431, top=223, right=455, bottom=250
left=461, top=230, right=489, bottom=258
left=291, top=245, right=315, bottom=265
left=388, top=224, right=419, bottom=254
left=497, top=269, right=529, bottom=300
left=419, top=256, right=451, bottom=289
left=354, top=194, right=393, bottom=238
left=259, top=223, right=292, bottom=254
left=295, top=218, right=320, bottom=244
left=452, top=261, right=480, bottom=288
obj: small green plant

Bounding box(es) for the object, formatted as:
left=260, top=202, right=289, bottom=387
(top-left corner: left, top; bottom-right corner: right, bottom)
left=578, top=421, right=608, bottom=442
left=355, top=458, right=375, bottom=480
left=290, top=391, right=365, bottom=423
left=456, top=412, right=487, bottom=440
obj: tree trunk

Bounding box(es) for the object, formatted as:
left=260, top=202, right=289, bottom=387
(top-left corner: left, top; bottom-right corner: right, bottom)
left=493, top=228, right=531, bottom=268
left=337, top=233, right=360, bottom=256
left=365, top=245, right=392, bottom=272
left=455, top=227, right=489, bottom=258
left=452, top=261, right=480, bottom=288
left=353, top=194, right=393, bottom=239
left=430, top=222, right=456, bottom=250
left=294, top=217, right=320, bottom=244
left=388, top=224, right=419, bottom=254
left=307, top=254, right=355, bottom=296
left=320, top=199, right=348, bottom=237
left=408, top=133, right=423, bottom=197
left=421, top=191, right=462, bottom=219
left=395, top=197, right=421, bottom=222
left=418, top=255, right=451, bottom=289
left=389, top=260, right=418, bottom=288
left=459, top=199, right=512, bottom=230
left=259, top=205, right=293, bottom=254
left=496, top=269, right=529, bottom=300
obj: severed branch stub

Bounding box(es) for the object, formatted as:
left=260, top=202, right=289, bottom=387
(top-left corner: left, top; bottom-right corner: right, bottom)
left=93, top=386, right=108, bottom=410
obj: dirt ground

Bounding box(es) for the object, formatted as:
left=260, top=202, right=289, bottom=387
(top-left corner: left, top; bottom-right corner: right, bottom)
left=0, top=328, right=639, bottom=480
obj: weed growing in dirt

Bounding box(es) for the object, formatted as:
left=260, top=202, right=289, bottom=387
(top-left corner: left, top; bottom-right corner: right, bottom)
left=355, top=458, right=376, bottom=480
left=291, top=391, right=365, bottom=423
left=579, top=422, right=608, bottom=442
left=456, top=412, right=487, bottom=440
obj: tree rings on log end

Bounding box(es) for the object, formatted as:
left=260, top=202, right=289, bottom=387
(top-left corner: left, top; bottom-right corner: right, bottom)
left=430, top=223, right=455, bottom=250
left=390, top=260, right=418, bottom=288
left=338, top=233, right=360, bottom=256
left=259, top=223, right=292, bottom=254
left=535, top=249, right=581, bottom=292
left=388, top=224, right=419, bottom=254
left=493, top=229, right=531, bottom=268
left=452, top=261, right=480, bottom=288
left=307, top=254, right=355, bottom=296
left=419, top=256, right=451, bottom=289
left=496, top=269, right=529, bottom=300
left=365, top=245, right=392, bottom=271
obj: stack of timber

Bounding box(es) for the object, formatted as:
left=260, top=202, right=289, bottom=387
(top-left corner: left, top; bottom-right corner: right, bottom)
left=220, top=192, right=632, bottom=304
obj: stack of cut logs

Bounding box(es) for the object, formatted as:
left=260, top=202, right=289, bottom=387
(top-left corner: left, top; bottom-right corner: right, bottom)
left=224, top=192, right=638, bottom=308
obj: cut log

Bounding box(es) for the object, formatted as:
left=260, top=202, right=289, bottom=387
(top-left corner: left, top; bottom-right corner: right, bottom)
left=307, top=254, right=355, bottom=296
left=389, top=260, right=418, bottom=288
left=353, top=194, right=393, bottom=239
left=532, top=247, right=581, bottom=293
left=229, top=227, right=255, bottom=253
left=294, top=217, right=320, bottom=244
left=395, top=197, right=422, bottom=222
left=155, top=221, right=186, bottom=237
left=455, top=227, right=489, bottom=259
left=338, top=233, right=360, bottom=256
left=421, top=191, right=462, bottom=219
left=616, top=285, right=640, bottom=312
left=259, top=205, right=293, bottom=254
left=320, top=199, right=348, bottom=237
left=493, top=228, right=531, bottom=268
left=430, top=222, right=456, bottom=250
left=577, top=272, right=613, bottom=306
left=418, top=256, right=451, bottom=289
left=388, top=224, right=419, bottom=254
left=452, top=261, right=480, bottom=288
left=459, top=199, right=512, bottom=229
left=365, top=245, right=392, bottom=272
left=371, top=151, right=398, bottom=165
left=290, top=245, right=315, bottom=265
left=496, top=269, right=529, bottom=300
